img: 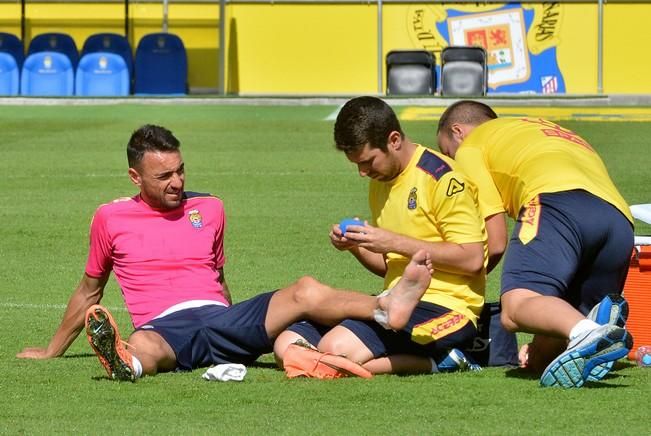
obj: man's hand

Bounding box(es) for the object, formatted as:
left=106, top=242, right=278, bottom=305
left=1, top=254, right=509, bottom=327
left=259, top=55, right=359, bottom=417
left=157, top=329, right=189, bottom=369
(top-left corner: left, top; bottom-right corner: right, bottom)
left=329, top=222, right=388, bottom=277
left=15, top=273, right=107, bottom=362
left=329, top=223, right=362, bottom=251
left=340, top=223, right=396, bottom=255
left=17, top=347, right=57, bottom=359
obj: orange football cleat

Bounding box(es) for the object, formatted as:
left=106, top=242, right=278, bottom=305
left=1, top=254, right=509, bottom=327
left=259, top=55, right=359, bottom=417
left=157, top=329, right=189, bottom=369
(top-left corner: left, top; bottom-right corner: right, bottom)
left=85, top=304, right=135, bottom=382
left=283, top=343, right=373, bottom=380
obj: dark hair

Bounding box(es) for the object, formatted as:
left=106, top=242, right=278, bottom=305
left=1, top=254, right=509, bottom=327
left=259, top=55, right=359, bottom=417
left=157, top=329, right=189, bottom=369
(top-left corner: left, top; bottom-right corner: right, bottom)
left=437, top=100, right=498, bottom=136
left=127, top=125, right=180, bottom=168
left=334, top=96, right=404, bottom=154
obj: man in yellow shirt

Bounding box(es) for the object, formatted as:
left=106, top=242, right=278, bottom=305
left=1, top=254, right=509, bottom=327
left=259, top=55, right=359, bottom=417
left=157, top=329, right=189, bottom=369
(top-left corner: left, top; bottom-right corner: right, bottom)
left=275, top=96, right=488, bottom=375
left=437, top=100, right=634, bottom=388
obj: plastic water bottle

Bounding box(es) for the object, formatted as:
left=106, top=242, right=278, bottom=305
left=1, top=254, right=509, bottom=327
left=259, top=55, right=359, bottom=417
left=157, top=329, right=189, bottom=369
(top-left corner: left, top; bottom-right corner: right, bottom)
left=636, top=345, right=651, bottom=367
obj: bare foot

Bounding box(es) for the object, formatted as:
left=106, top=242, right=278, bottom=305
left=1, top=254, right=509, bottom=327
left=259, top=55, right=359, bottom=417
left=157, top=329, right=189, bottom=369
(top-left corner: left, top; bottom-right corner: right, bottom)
left=378, top=250, right=433, bottom=330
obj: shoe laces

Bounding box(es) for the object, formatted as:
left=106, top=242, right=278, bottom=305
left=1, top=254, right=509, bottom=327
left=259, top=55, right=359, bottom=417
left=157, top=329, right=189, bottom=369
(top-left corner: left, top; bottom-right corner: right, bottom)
left=121, top=340, right=136, bottom=351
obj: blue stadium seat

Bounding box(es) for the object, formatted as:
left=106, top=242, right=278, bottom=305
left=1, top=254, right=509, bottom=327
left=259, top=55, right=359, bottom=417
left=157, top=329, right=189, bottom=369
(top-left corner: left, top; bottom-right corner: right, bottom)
left=81, top=33, right=133, bottom=79
left=75, top=52, right=129, bottom=97
left=28, top=32, right=79, bottom=69
left=0, top=32, right=24, bottom=70
left=0, top=52, right=20, bottom=95
left=134, top=32, right=187, bottom=95
left=21, top=51, right=74, bottom=96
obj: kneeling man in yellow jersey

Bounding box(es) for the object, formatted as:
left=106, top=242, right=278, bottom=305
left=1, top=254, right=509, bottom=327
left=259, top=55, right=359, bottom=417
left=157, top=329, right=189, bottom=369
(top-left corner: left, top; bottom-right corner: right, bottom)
left=437, top=100, right=633, bottom=388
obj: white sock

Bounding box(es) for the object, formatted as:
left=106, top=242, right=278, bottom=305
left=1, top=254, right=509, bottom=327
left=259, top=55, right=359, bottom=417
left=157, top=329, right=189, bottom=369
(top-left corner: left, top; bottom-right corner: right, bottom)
left=373, top=309, right=390, bottom=330
left=132, top=355, right=143, bottom=378
left=376, top=289, right=391, bottom=299
left=374, top=290, right=392, bottom=330
left=569, top=319, right=600, bottom=341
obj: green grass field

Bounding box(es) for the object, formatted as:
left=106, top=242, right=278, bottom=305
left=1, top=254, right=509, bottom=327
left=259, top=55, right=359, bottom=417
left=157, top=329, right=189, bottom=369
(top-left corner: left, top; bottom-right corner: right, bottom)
left=1, top=103, right=651, bottom=434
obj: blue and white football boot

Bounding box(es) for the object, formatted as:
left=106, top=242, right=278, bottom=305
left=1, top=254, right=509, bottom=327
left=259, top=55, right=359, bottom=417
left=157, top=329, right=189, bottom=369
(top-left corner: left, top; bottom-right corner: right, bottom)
left=585, top=294, right=629, bottom=381
left=539, top=323, right=632, bottom=388
left=437, top=348, right=482, bottom=373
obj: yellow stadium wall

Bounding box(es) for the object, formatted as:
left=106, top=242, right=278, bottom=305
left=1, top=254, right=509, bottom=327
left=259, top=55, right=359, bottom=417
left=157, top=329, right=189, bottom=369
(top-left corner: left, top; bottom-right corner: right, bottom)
left=227, top=3, right=377, bottom=94
left=603, top=3, right=651, bottom=94
left=0, top=3, right=21, bottom=37
left=1, top=1, right=650, bottom=94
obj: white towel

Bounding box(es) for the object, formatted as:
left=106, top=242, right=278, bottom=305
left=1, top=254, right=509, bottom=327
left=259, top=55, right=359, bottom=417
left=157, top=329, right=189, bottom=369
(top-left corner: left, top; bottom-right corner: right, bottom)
left=635, top=236, right=651, bottom=246
left=631, top=204, right=651, bottom=225
left=202, top=364, right=247, bottom=382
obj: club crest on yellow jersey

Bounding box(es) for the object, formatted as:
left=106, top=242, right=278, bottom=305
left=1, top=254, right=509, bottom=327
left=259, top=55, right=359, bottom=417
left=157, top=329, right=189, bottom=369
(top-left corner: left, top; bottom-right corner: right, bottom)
left=407, top=187, right=418, bottom=210
left=188, top=209, right=203, bottom=229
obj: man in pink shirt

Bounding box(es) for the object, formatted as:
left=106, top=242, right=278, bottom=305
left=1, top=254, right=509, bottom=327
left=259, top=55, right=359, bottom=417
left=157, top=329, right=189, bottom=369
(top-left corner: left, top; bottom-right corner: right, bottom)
left=17, top=124, right=433, bottom=381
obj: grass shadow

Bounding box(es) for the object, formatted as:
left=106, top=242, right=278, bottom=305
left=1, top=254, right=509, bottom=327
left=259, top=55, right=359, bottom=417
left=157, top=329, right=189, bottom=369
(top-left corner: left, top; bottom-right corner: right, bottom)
left=248, top=361, right=280, bottom=370
left=505, top=362, right=633, bottom=388
left=504, top=367, right=539, bottom=380
left=63, top=353, right=96, bottom=359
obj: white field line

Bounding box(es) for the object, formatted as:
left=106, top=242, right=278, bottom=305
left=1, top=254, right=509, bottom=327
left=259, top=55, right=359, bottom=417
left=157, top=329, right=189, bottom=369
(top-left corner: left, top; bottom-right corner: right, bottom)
left=0, top=97, right=355, bottom=106
left=1, top=96, right=630, bottom=107
left=4, top=170, right=352, bottom=180
left=0, top=302, right=128, bottom=312
left=325, top=104, right=344, bottom=121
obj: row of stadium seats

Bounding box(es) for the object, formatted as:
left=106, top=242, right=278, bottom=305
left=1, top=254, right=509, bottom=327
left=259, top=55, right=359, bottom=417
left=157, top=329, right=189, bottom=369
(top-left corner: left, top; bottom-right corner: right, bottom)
left=386, top=47, right=488, bottom=96
left=0, top=32, right=187, bottom=96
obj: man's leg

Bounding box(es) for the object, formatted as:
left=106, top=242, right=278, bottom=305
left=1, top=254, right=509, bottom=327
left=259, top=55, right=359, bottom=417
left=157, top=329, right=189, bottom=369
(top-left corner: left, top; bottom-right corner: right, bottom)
left=501, top=289, right=632, bottom=388
left=318, top=299, right=480, bottom=375
left=502, top=289, right=593, bottom=373
left=264, top=250, right=433, bottom=339
left=277, top=327, right=455, bottom=375
left=127, top=330, right=177, bottom=375
left=319, top=325, right=375, bottom=363
left=501, top=289, right=584, bottom=338
left=362, top=355, right=433, bottom=375
left=273, top=330, right=311, bottom=366
left=317, top=325, right=433, bottom=375
left=517, top=295, right=629, bottom=372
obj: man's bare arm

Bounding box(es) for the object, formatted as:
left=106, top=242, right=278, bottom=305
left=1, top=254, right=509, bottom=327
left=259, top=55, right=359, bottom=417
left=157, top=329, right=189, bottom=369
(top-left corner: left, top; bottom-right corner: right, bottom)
left=17, top=273, right=109, bottom=359
left=217, top=268, right=232, bottom=304
left=485, top=212, right=508, bottom=273
left=344, top=224, right=484, bottom=276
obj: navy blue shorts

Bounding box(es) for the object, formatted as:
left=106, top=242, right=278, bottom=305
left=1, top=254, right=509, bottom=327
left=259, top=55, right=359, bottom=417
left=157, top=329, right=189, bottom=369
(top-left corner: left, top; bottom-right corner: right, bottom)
left=136, top=292, right=275, bottom=370
left=501, top=190, right=633, bottom=315
left=287, top=301, right=477, bottom=359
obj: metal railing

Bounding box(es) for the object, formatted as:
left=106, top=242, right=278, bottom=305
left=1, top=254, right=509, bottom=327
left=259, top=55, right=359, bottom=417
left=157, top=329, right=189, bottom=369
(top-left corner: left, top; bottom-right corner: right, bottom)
left=2, top=0, right=647, bottom=94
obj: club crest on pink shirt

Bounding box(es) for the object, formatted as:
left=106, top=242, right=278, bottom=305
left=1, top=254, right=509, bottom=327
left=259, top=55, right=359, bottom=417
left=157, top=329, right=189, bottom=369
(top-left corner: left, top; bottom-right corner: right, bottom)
left=188, top=209, right=203, bottom=228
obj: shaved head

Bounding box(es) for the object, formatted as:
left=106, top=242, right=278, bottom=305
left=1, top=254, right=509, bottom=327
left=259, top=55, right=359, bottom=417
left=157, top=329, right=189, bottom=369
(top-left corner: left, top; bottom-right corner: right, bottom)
left=436, top=100, right=498, bottom=158
left=437, top=100, right=497, bottom=136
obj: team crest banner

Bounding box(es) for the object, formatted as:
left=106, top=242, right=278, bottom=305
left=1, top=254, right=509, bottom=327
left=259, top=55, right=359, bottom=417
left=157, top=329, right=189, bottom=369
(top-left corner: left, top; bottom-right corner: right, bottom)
left=407, top=3, right=565, bottom=94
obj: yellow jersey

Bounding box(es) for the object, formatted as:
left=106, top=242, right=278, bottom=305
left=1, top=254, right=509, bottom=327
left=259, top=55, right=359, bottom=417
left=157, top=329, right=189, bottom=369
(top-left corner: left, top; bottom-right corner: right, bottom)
left=456, top=117, right=633, bottom=223
left=369, top=145, right=487, bottom=325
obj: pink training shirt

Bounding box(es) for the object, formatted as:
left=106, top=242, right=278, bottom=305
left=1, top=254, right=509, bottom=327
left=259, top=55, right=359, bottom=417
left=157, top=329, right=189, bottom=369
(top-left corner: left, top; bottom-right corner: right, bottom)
left=85, top=192, right=229, bottom=328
